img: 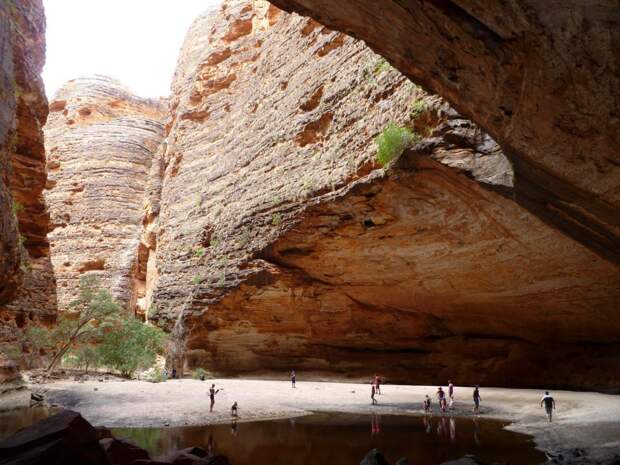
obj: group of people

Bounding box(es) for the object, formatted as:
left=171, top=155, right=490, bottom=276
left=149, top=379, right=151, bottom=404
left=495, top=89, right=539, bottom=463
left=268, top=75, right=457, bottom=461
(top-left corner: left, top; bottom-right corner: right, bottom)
left=205, top=370, right=557, bottom=424
left=422, top=383, right=454, bottom=413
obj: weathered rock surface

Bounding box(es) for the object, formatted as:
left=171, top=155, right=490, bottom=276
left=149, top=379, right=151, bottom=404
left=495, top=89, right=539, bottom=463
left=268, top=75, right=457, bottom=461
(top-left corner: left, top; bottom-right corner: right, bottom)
left=269, top=0, right=620, bottom=266
left=142, top=0, right=619, bottom=388
left=43, top=76, right=165, bottom=313
left=0, top=0, right=56, bottom=363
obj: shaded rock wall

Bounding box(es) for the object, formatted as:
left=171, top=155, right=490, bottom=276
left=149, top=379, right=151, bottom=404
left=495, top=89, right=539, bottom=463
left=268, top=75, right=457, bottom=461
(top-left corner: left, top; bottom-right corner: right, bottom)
left=0, top=0, right=55, bottom=359
left=144, top=0, right=620, bottom=388
left=44, top=76, right=165, bottom=313
left=269, top=0, right=620, bottom=265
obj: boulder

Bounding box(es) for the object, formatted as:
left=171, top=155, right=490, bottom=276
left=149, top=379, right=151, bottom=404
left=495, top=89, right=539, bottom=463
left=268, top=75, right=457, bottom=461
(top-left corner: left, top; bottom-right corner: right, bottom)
left=0, top=409, right=109, bottom=465
left=99, top=437, right=150, bottom=465
left=360, top=449, right=390, bottom=465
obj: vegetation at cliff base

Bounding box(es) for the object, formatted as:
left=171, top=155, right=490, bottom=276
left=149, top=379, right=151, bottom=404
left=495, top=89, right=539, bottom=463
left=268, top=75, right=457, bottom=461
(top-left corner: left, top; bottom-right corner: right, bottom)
left=15, top=275, right=167, bottom=378
left=97, top=316, right=167, bottom=378
left=375, top=124, right=419, bottom=166
left=192, top=367, right=207, bottom=380
left=46, top=275, right=121, bottom=373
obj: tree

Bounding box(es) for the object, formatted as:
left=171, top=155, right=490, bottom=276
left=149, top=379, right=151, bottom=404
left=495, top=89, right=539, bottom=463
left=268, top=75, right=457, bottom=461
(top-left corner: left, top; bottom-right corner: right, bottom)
left=23, top=326, right=52, bottom=368
left=46, top=275, right=121, bottom=373
left=65, top=345, right=100, bottom=374
left=97, top=317, right=167, bottom=378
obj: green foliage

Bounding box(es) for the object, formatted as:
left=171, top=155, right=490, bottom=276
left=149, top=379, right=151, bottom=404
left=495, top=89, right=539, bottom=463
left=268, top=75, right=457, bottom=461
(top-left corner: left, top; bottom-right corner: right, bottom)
left=46, top=275, right=121, bottom=373
left=23, top=326, right=52, bottom=368
left=192, top=367, right=207, bottom=380
left=193, top=247, right=206, bottom=258
left=97, top=317, right=167, bottom=378
left=191, top=276, right=203, bottom=285
left=374, top=57, right=391, bottom=75
left=18, top=234, right=26, bottom=247
left=63, top=345, right=99, bottom=373
left=374, top=124, right=419, bottom=166
left=11, top=201, right=24, bottom=216
left=410, top=99, right=428, bottom=121
left=238, top=230, right=250, bottom=246
left=271, top=213, right=282, bottom=226
left=143, top=368, right=167, bottom=383
left=20, top=260, right=31, bottom=273
left=2, top=344, right=22, bottom=360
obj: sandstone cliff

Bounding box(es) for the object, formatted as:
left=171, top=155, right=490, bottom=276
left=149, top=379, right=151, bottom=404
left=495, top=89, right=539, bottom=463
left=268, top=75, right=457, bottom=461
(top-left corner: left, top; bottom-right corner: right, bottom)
left=0, top=0, right=55, bottom=359
left=142, top=1, right=620, bottom=389
left=44, top=76, right=165, bottom=313
left=270, top=0, right=620, bottom=266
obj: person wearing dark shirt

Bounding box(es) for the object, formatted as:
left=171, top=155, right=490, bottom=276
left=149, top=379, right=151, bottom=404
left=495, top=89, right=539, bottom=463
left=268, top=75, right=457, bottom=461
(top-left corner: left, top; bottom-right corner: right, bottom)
left=540, top=391, right=556, bottom=422
left=473, top=385, right=481, bottom=414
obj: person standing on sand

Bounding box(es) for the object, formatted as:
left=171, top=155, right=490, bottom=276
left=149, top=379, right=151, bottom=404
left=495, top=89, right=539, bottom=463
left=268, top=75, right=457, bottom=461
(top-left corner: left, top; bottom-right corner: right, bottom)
left=448, top=380, right=455, bottom=408
left=291, top=370, right=296, bottom=388
left=473, top=385, right=481, bottom=414
left=371, top=383, right=378, bottom=405
left=209, top=384, right=221, bottom=412
left=423, top=394, right=432, bottom=413
left=374, top=374, right=382, bottom=395
left=540, top=391, right=556, bottom=422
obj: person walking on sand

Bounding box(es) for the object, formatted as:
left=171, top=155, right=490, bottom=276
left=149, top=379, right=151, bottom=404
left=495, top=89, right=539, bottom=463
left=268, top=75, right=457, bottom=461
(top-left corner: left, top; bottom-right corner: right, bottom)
left=436, top=386, right=447, bottom=413
left=448, top=380, right=455, bottom=408
left=231, top=401, right=238, bottom=417
left=473, top=385, right=481, bottom=414
left=371, top=382, right=378, bottom=405
left=540, top=391, right=556, bottom=422
left=209, top=384, right=221, bottom=412
left=290, top=369, right=296, bottom=388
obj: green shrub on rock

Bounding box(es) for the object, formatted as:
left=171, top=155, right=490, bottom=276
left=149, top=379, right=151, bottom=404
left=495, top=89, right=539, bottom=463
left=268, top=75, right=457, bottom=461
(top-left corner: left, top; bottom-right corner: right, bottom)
left=375, top=124, right=419, bottom=166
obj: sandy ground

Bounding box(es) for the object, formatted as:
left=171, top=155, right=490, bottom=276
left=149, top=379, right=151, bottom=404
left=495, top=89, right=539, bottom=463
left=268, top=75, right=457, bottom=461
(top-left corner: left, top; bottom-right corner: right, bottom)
left=6, top=378, right=620, bottom=462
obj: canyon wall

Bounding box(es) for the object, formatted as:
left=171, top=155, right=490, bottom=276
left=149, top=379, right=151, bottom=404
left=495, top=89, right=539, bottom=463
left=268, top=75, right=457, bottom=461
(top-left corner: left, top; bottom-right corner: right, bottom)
left=269, top=0, right=620, bottom=267
left=140, top=1, right=620, bottom=389
left=0, top=0, right=55, bottom=359
left=44, top=76, right=165, bottom=314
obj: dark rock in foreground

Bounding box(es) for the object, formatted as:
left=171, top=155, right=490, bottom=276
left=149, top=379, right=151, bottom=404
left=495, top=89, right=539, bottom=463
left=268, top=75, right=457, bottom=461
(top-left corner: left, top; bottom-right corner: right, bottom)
left=0, top=410, right=227, bottom=465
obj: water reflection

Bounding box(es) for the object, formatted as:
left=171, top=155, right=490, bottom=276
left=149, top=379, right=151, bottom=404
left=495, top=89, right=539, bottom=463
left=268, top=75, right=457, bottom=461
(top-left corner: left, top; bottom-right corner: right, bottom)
left=112, top=413, right=544, bottom=465
left=0, top=409, right=544, bottom=465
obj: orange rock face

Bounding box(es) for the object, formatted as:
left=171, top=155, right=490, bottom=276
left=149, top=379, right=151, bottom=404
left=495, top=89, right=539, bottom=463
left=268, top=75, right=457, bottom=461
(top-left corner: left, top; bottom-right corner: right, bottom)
left=44, top=76, right=165, bottom=313
left=0, top=0, right=55, bottom=359
left=270, top=0, right=620, bottom=266
left=142, top=1, right=619, bottom=389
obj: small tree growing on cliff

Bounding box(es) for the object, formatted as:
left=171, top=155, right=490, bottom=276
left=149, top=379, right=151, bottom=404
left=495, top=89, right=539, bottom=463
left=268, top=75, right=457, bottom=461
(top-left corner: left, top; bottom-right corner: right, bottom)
left=46, top=275, right=121, bottom=373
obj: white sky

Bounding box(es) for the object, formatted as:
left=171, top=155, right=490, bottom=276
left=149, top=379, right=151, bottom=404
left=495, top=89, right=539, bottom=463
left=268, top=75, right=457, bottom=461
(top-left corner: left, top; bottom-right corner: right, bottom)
left=42, top=0, right=221, bottom=99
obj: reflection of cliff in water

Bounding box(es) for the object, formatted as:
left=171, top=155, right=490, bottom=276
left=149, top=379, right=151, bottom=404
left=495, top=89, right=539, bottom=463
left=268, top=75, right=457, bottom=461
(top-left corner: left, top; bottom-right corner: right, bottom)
left=0, top=407, right=57, bottom=439
left=112, top=413, right=545, bottom=465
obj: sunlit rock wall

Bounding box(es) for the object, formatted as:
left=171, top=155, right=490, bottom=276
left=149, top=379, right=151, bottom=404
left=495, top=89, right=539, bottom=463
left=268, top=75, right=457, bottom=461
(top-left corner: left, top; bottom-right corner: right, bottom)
left=44, top=76, right=165, bottom=313
left=146, top=0, right=620, bottom=389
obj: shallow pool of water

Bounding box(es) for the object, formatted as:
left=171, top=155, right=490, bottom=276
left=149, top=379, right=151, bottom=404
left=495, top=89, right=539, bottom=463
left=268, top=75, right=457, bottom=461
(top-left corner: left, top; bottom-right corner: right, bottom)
left=0, top=408, right=545, bottom=464
left=113, top=412, right=544, bottom=464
